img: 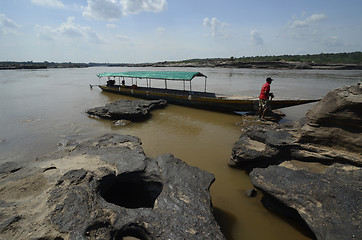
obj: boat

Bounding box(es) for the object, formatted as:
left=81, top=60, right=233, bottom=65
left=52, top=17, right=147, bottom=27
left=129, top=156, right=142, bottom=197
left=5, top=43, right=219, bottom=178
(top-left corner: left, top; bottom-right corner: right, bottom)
left=95, top=71, right=320, bottom=112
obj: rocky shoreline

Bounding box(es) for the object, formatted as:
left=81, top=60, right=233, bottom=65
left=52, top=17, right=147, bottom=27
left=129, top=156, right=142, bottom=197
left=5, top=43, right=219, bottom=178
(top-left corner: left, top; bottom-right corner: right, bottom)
left=230, top=83, right=362, bottom=239
left=0, top=134, right=225, bottom=239
left=0, top=82, right=361, bottom=239
left=133, top=60, right=362, bottom=70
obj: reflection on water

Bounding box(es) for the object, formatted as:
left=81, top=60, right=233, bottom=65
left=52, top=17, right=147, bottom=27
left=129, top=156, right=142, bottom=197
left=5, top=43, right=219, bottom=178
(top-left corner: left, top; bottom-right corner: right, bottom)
left=1, top=67, right=361, bottom=239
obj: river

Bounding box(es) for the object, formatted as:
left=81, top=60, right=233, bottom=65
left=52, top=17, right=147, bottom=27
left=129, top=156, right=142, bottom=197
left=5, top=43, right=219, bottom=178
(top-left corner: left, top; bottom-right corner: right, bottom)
left=0, top=67, right=361, bottom=239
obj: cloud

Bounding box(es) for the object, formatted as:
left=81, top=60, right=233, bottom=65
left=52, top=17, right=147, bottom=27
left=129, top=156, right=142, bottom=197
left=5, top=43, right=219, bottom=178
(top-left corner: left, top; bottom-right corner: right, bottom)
left=281, top=12, right=349, bottom=52
left=120, top=0, right=167, bottom=15
left=31, top=0, right=65, bottom=8
left=116, top=34, right=130, bottom=40
left=82, top=0, right=123, bottom=21
left=106, top=24, right=117, bottom=29
left=36, top=17, right=102, bottom=43
left=250, top=30, right=263, bottom=45
left=203, top=17, right=229, bottom=38
left=156, top=27, right=165, bottom=35
left=0, top=14, right=22, bottom=35
left=290, top=13, right=326, bottom=28
left=82, top=0, right=167, bottom=21
left=285, top=13, right=327, bottom=39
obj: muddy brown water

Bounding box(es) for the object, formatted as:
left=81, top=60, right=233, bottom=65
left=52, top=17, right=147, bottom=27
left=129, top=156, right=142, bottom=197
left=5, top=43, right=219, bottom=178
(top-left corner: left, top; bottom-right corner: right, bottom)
left=1, top=67, right=361, bottom=239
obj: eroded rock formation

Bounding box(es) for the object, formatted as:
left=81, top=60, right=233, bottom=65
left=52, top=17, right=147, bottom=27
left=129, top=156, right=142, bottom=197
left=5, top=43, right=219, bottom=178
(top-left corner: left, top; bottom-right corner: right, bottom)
left=0, top=134, right=225, bottom=240
left=86, top=99, right=167, bottom=121
left=229, top=83, right=362, bottom=239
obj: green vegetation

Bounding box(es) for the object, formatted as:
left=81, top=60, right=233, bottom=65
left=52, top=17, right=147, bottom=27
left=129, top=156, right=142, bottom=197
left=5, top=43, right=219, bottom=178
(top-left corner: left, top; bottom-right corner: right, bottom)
left=179, top=52, right=362, bottom=65
left=1, top=52, right=361, bottom=70
left=0, top=61, right=89, bottom=70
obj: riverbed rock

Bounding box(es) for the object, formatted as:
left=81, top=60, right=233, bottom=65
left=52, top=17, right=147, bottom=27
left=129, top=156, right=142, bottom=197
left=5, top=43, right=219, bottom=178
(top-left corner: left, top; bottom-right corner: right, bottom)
left=229, top=83, right=362, bottom=239
left=86, top=99, right=167, bottom=121
left=299, top=83, right=362, bottom=152
left=0, top=134, right=225, bottom=240
left=229, top=83, right=362, bottom=168
left=250, top=163, right=361, bottom=240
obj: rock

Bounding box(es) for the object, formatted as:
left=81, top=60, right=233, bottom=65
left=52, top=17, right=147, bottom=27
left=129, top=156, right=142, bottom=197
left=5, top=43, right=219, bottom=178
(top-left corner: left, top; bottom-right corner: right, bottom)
left=306, top=83, right=362, bottom=129
left=86, top=99, right=167, bottom=121
left=245, top=188, right=257, bottom=198
left=229, top=84, right=362, bottom=239
left=229, top=83, right=362, bottom=168
left=0, top=162, right=23, bottom=175
left=0, top=134, right=225, bottom=240
left=228, top=124, right=298, bottom=170
left=113, top=119, right=131, bottom=126
left=250, top=164, right=362, bottom=240
left=300, top=83, right=362, bottom=152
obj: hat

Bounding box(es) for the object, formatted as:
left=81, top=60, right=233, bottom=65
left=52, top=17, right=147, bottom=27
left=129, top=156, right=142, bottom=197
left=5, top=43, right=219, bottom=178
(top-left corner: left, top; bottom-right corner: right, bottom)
left=266, top=77, right=273, bottom=82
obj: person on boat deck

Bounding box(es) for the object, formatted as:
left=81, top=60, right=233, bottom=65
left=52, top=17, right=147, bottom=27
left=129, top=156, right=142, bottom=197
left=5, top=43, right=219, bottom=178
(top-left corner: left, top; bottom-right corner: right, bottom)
left=259, top=77, right=274, bottom=120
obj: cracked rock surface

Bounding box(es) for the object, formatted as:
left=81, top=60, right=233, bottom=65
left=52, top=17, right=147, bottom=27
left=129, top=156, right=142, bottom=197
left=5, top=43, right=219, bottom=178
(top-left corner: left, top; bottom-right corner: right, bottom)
left=0, top=134, right=225, bottom=240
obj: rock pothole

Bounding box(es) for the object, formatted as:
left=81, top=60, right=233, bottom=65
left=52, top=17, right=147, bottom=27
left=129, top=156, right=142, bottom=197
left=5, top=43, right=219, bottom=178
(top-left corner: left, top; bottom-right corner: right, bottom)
left=115, top=224, right=151, bottom=240
left=98, top=172, right=162, bottom=209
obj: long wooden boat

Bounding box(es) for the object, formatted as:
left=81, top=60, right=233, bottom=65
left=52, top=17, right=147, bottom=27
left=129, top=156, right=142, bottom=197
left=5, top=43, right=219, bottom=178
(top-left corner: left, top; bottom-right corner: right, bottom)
left=95, top=71, right=319, bottom=112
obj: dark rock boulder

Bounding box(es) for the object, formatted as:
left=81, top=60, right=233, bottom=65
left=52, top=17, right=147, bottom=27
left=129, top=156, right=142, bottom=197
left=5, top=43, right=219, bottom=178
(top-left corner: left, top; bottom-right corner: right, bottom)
left=228, top=123, right=300, bottom=170
left=0, top=134, right=225, bottom=240
left=86, top=99, right=167, bottom=121
left=306, top=83, right=362, bottom=130
left=229, top=83, right=362, bottom=239
left=250, top=163, right=362, bottom=240
left=300, top=83, right=362, bottom=152
left=229, top=83, right=362, bottom=168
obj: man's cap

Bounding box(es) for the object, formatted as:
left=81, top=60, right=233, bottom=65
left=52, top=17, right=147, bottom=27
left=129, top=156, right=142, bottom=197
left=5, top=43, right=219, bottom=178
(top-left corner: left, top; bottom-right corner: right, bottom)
left=266, top=77, right=273, bottom=82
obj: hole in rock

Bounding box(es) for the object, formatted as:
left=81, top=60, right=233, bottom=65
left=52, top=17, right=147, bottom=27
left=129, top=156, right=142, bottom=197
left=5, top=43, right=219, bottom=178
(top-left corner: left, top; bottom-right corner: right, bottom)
left=114, top=224, right=151, bottom=240
left=98, top=172, right=162, bottom=209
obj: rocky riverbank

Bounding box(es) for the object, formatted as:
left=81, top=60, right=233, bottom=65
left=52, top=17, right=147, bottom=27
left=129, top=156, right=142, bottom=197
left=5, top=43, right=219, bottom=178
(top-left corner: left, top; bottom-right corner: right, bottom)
left=137, top=60, right=362, bottom=70
left=229, top=83, right=362, bottom=239
left=2, top=58, right=361, bottom=70
left=0, top=134, right=225, bottom=239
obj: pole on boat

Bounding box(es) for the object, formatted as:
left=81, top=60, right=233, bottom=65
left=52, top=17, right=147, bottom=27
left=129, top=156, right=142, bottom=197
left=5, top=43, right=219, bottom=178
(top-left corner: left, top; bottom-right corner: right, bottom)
left=204, top=76, right=207, bottom=92
left=164, top=79, right=167, bottom=89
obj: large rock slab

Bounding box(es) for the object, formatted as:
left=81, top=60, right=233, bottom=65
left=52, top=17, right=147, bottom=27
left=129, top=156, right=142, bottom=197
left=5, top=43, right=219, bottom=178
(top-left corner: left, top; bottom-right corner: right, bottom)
left=229, top=83, right=362, bottom=168
left=0, top=134, right=225, bottom=240
left=250, top=163, right=362, bottom=240
left=86, top=99, right=167, bottom=121
left=229, top=83, right=362, bottom=239
left=300, top=83, right=362, bottom=152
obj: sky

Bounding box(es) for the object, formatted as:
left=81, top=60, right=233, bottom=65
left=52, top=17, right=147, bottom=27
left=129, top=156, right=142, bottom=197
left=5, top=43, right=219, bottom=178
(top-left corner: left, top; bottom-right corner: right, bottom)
left=1, top=0, right=362, bottom=63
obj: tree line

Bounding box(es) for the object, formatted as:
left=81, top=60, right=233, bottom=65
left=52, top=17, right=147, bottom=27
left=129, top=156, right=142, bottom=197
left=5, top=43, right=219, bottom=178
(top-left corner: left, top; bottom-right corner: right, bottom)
left=179, top=52, right=362, bottom=65
left=1, top=52, right=361, bottom=70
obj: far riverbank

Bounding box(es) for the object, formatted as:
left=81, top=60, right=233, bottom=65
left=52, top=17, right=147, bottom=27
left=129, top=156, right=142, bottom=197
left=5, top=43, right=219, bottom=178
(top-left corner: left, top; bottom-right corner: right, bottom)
left=1, top=60, right=362, bottom=70
left=2, top=51, right=362, bottom=70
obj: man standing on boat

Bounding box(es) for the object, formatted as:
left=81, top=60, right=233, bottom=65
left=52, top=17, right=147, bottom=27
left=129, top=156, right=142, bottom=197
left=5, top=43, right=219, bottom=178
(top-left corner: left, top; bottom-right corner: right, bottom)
left=258, top=77, right=274, bottom=120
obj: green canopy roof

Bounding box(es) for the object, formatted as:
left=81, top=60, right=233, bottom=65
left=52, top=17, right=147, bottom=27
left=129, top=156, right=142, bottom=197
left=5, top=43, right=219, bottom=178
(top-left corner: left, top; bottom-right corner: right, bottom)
left=97, top=71, right=206, bottom=81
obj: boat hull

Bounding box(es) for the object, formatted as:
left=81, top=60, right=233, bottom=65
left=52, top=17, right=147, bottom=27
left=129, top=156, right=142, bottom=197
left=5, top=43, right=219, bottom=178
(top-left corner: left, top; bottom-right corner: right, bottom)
left=98, top=85, right=319, bottom=112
